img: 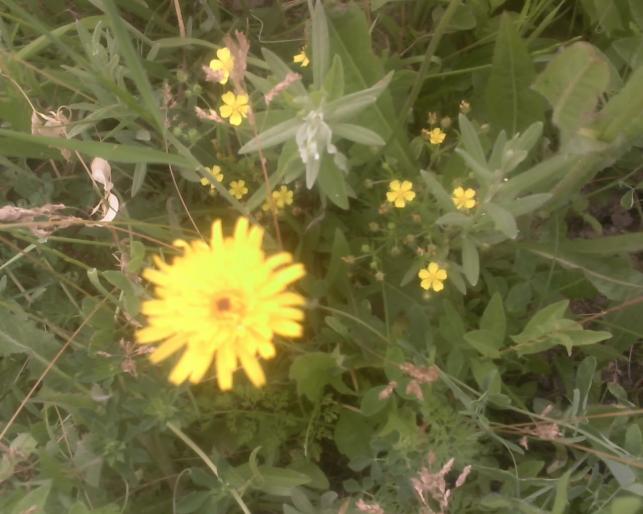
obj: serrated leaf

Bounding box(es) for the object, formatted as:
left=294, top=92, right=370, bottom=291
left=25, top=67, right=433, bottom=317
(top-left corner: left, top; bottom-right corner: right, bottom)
left=485, top=13, right=544, bottom=134
left=533, top=42, right=610, bottom=144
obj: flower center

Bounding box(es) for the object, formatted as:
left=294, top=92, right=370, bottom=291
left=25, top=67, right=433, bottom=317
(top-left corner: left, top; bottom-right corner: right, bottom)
left=211, top=291, right=245, bottom=319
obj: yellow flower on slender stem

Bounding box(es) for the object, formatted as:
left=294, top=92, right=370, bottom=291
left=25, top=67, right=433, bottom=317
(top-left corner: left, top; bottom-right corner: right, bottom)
left=200, top=165, right=224, bottom=195
left=219, top=92, right=249, bottom=126
left=229, top=180, right=248, bottom=199
left=386, top=180, right=416, bottom=208
left=137, top=217, right=306, bottom=390
left=272, top=186, right=294, bottom=208
left=293, top=48, right=310, bottom=67
left=209, top=47, right=235, bottom=85
left=452, top=187, right=477, bottom=210
left=418, top=262, right=448, bottom=292
left=422, top=127, right=447, bottom=145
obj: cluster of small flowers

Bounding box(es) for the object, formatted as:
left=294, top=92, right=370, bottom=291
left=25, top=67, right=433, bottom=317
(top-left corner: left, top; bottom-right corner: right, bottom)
left=199, top=164, right=295, bottom=210
left=411, top=452, right=472, bottom=514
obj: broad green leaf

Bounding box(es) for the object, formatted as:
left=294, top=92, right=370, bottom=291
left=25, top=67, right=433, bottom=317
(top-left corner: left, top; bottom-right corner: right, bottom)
left=334, top=410, right=372, bottom=464
left=238, top=117, right=303, bottom=154
left=289, top=352, right=344, bottom=402
left=481, top=292, right=506, bottom=342
left=131, top=162, right=147, bottom=197
left=324, top=72, right=393, bottom=122
left=533, top=42, right=610, bottom=144
left=9, top=481, right=50, bottom=514
left=311, top=0, right=330, bottom=89
left=464, top=329, right=502, bottom=358
left=461, top=237, right=479, bottom=286
left=436, top=212, right=473, bottom=227
left=560, top=233, right=643, bottom=255
left=610, top=497, right=642, bottom=514
left=500, top=154, right=574, bottom=199
left=458, top=114, right=487, bottom=167
left=244, top=465, right=311, bottom=496
left=317, top=157, right=349, bottom=209
left=484, top=202, right=518, bottom=239
left=597, top=66, right=643, bottom=142
left=0, top=129, right=191, bottom=166
left=504, top=193, right=551, bottom=216
left=332, top=123, right=385, bottom=146
left=328, top=5, right=416, bottom=173
left=485, top=13, right=544, bottom=134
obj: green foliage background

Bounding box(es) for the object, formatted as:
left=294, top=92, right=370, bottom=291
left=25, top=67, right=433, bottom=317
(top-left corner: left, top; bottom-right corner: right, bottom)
left=1, top=0, right=643, bottom=513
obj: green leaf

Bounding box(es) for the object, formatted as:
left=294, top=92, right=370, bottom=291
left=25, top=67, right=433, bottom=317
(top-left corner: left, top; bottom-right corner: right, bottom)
left=533, top=42, right=610, bottom=144
left=324, top=72, right=393, bottom=122
left=9, top=481, right=50, bottom=514
left=332, top=123, right=385, bottom=146
left=100, top=0, right=163, bottom=132
left=458, top=114, right=487, bottom=167
left=610, top=497, right=643, bottom=514
left=464, top=329, right=502, bottom=358
left=317, top=157, right=349, bottom=209
left=481, top=292, right=506, bottom=342
left=484, top=202, right=518, bottom=239
left=461, top=237, right=479, bottom=286
left=334, top=410, right=372, bottom=464
left=289, top=352, right=344, bottom=402
left=421, top=170, right=455, bottom=211
left=551, top=469, right=571, bottom=514
left=597, top=66, right=643, bottom=142
left=323, top=54, right=345, bottom=99
left=238, top=117, right=303, bottom=154
left=485, top=13, right=544, bottom=134
left=131, top=162, right=147, bottom=197
left=0, top=129, right=191, bottom=166
left=559, top=232, right=643, bottom=255
left=310, top=0, right=330, bottom=90
left=328, top=4, right=416, bottom=173
left=245, top=465, right=311, bottom=496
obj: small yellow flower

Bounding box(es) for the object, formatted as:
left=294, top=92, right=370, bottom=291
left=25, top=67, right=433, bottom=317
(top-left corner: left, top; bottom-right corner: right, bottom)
left=452, top=187, right=477, bottom=210
left=272, top=186, right=294, bottom=208
left=229, top=180, right=248, bottom=200
left=459, top=99, right=471, bottom=114
left=418, top=262, right=447, bottom=292
left=137, top=217, right=306, bottom=390
left=201, top=165, right=224, bottom=195
left=209, top=47, right=235, bottom=85
left=293, top=48, right=310, bottom=67
left=422, top=127, right=447, bottom=145
left=386, top=180, right=416, bottom=208
left=219, top=91, right=249, bottom=126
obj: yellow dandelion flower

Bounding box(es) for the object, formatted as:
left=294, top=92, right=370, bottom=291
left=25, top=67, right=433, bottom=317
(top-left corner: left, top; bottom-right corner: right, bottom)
left=293, top=48, right=310, bottom=67
left=209, top=47, right=235, bottom=85
left=452, top=187, right=477, bottom=210
left=422, top=127, right=447, bottom=145
left=386, top=180, right=416, bottom=208
left=219, top=91, right=249, bottom=126
left=137, top=217, right=306, bottom=390
left=229, top=180, right=248, bottom=199
left=272, top=186, right=294, bottom=208
left=418, top=262, right=447, bottom=292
